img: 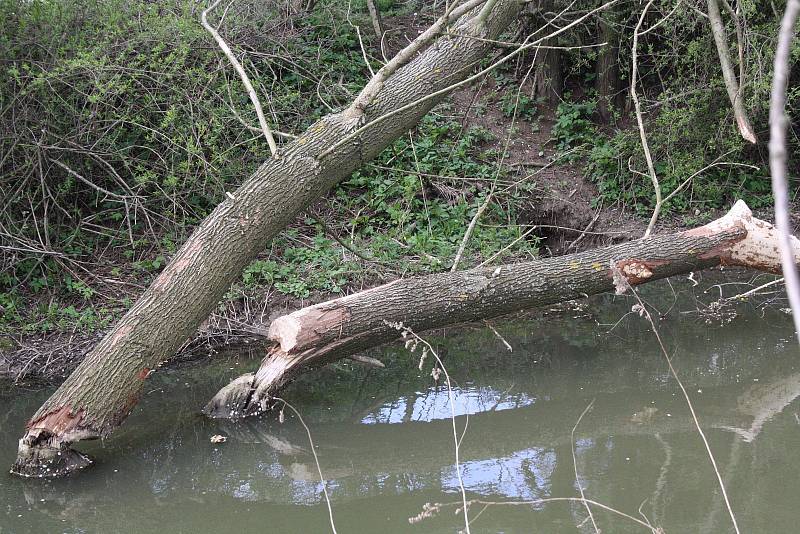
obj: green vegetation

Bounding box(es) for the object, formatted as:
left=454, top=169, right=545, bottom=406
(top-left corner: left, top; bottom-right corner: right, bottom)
left=547, top=0, right=798, bottom=215
left=0, top=0, right=537, bottom=333
left=0, top=0, right=796, bottom=341
left=556, top=94, right=778, bottom=215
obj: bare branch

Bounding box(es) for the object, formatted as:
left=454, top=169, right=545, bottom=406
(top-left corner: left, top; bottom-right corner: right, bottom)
left=571, top=401, right=600, bottom=533
left=274, top=397, right=338, bottom=534
left=201, top=0, right=279, bottom=156
left=348, top=0, right=490, bottom=117
left=707, top=0, right=757, bottom=143
left=631, top=0, right=661, bottom=237
left=320, top=0, right=620, bottom=160
left=49, top=159, right=131, bottom=200
left=451, top=193, right=493, bottom=271
left=366, top=0, right=384, bottom=39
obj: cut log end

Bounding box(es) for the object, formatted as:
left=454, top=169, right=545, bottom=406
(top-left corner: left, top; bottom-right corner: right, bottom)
left=11, top=430, right=92, bottom=478
left=11, top=404, right=101, bottom=478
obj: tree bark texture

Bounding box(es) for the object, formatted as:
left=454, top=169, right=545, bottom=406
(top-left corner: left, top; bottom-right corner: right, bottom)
left=12, top=0, right=523, bottom=478
left=205, top=201, right=800, bottom=419
left=595, top=12, right=622, bottom=122
left=367, top=0, right=384, bottom=40
left=530, top=0, right=563, bottom=104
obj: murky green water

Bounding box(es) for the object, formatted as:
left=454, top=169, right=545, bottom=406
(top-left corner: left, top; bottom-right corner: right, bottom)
left=1, top=274, right=799, bottom=533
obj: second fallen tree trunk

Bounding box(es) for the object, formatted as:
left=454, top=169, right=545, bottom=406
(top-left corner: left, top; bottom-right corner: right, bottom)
left=204, top=200, right=800, bottom=418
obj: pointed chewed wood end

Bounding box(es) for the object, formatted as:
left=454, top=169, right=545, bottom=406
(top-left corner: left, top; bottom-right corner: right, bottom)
left=736, top=115, right=758, bottom=144
left=204, top=349, right=304, bottom=420
left=684, top=199, right=800, bottom=273
left=11, top=405, right=100, bottom=478
left=11, top=429, right=93, bottom=479
left=202, top=373, right=256, bottom=419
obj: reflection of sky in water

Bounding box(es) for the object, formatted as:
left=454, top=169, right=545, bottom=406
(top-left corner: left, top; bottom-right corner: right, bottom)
left=231, top=386, right=544, bottom=504
left=442, top=447, right=556, bottom=501
left=269, top=446, right=559, bottom=504
left=360, top=385, right=536, bottom=425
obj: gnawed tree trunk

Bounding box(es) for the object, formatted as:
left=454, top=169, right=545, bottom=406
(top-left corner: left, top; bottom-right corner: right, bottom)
left=205, top=201, right=800, bottom=419
left=12, top=0, right=523, bottom=478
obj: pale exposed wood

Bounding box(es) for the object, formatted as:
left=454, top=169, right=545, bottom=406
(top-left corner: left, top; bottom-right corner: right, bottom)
left=768, top=0, right=800, bottom=344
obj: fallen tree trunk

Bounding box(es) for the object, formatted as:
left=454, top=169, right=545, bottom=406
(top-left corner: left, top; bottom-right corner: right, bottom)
left=12, top=0, right=523, bottom=478
left=204, top=201, right=800, bottom=419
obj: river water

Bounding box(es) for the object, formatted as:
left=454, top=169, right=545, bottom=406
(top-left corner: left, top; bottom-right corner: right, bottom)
left=1, top=274, right=798, bottom=533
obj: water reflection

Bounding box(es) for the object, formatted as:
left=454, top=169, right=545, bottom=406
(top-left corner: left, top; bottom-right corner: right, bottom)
left=360, top=385, right=536, bottom=425
left=1, top=277, right=799, bottom=532
left=716, top=372, right=800, bottom=442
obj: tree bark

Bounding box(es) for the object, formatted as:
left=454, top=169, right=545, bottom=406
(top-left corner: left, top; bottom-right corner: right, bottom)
left=204, top=201, right=800, bottom=419
left=595, top=12, right=622, bottom=122
left=11, top=0, right=523, bottom=478
left=530, top=0, right=563, bottom=104
left=366, top=0, right=384, bottom=40
left=707, top=0, right=757, bottom=143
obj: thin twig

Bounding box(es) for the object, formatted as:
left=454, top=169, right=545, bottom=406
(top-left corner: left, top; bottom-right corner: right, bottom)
left=347, top=0, right=376, bottom=77
left=451, top=193, right=493, bottom=271
left=484, top=320, right=512, bottom=351
left=631, top=0, right=661, bottom=238
left=475, top=226, right=537, bottom=268
left=319, top=0, right=619, bottom=160
left=711, top=277, right=785, bottom=302
left=571, top=400, right=600, bottom=533
left=349, top=0, right=489, bottom=116
left=389, top=323, right=471, bottom=533
left=415, top=334, right=472, bottom=534
left=49, top=159, right=130, bottom=200
left=567, top=205, right=602, bottom=251
left=452, top=42, right=538, bottom=271
left=274, top=396, right=338, bottom=534
left=614, top=266, right=741, bottom=534
left=414, top=497, right=659, bottom=531
left=309, top=214, right=396, bottom=267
